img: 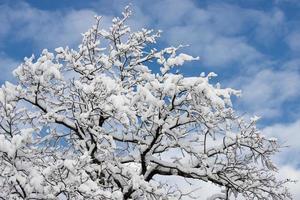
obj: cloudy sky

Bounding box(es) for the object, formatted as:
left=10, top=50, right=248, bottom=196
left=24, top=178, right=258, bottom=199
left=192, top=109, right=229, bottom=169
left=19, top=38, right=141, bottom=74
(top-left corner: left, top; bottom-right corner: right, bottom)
left=0, top=0, right=300, bottom=198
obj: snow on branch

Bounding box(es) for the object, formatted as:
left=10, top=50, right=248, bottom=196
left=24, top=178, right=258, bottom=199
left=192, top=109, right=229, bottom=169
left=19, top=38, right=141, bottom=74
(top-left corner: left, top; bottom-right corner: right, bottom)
left=0, top=6, right=292, bottom=200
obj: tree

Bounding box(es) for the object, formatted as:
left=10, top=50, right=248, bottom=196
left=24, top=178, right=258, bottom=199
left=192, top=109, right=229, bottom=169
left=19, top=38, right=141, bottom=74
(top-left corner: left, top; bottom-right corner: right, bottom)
left=0, top=7, right=292, bottom=200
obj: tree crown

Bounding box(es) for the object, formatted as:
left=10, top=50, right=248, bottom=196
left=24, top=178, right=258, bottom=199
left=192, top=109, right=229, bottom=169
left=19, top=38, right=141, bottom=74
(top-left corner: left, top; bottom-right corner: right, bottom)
left=0, top=7, right=291, bottom=200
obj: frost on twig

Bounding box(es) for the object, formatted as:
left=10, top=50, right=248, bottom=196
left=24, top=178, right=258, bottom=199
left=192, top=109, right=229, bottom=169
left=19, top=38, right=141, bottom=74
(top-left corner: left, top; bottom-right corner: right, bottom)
left=0, top=6, right=292, bottom=200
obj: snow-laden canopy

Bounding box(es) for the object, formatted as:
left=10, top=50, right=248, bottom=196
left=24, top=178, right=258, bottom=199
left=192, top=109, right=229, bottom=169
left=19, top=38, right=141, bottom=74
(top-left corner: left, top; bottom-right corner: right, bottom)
left=0, top=7, right=291, bottom=200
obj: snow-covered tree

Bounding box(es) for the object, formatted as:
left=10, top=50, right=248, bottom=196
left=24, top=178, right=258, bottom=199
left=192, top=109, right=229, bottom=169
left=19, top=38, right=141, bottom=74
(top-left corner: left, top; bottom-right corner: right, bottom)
left=0, top=7, right=292, bottom=200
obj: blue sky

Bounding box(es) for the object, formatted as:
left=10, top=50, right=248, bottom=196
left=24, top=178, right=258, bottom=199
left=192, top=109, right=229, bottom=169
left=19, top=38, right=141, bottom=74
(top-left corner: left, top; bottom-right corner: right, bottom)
left=0, top=0, right=300, bottom=198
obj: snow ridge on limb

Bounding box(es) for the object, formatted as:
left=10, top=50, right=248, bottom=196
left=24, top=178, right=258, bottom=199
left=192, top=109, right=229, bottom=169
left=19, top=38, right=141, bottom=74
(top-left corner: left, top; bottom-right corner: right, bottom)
left=0, top=6, right=292, bottom=200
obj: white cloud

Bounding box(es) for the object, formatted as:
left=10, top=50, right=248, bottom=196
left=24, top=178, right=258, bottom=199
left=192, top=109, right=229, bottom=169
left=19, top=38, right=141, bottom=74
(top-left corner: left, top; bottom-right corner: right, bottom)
left=0, top=2, right=153, bottom=53
left=203, top=36, right=263, bottom=66
left=158, top=166, right=300, bottom=199
left=155, top=175, right=221, bottom=200
left=234, top=69, right=300, bottom=118
left=132, top=1, right=285, bottom=68
left=278, top=165, right=300, bottom=199
left=251, top=8, right=285, bottom=45
left=0, top=53, right=19, bottom=83
left=0, top=1, right=287, bottom=69
left=20, top=9, right=97, bottom=49
left=263, top=120, right=300, bottom=199
left=164, top=23, right=264, bottom=67
left=142, top=0, right=196, bottom=27
left=286, top=31, right=300, bottom=53
left=283, top=58, right=300, bottom=70
left=264, top=119, right=300, bottom=166
left=0, top=2, right=104, bottom=83
left=0, top=3, right=98, bottom=50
